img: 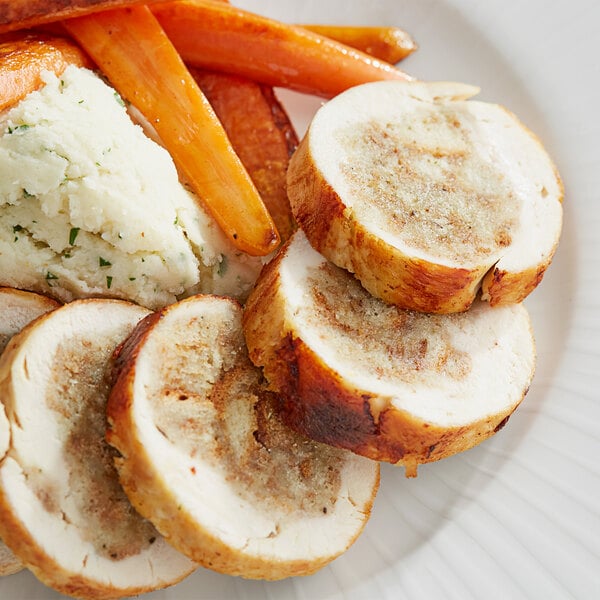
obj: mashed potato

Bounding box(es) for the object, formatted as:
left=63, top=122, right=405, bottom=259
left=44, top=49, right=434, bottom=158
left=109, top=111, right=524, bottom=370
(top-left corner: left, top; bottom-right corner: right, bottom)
left=0, top=66, right=263, bottom=309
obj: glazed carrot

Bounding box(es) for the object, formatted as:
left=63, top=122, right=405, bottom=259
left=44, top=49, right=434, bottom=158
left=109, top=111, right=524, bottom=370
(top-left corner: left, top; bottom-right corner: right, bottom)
left=301, top=24, right=417, bottom=64
left=0, top=33, right=88, bottom=111
left=152, top=0, right=411, bottom=98
left=63, top=5, right=279, bottom=257
left=193, top=69, right=298, bottom=242
left=0, top=0, right=157, bottom=34
left=189, top=0, right=296, bottom=242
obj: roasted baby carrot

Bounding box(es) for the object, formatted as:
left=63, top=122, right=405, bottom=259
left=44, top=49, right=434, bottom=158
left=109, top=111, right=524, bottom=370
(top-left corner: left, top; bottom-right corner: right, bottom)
left=63, top=5, right=279, bottom=257
left=193, top=69, right=298, bottom=242
left=0, top=33, right=88, bottom=111
left=152, top=0, right=411, bottom=98
left=0, top=0, right=156, bottom=34
left=301, top=24, right=417, bottom=64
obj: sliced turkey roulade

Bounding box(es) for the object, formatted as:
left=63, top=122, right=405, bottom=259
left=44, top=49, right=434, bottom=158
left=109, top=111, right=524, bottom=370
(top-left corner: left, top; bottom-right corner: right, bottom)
left=107, top=294, right=379, bottom=580
left=243, top=231, right=536, bottom=476
left=287, top=80, right=563, bottom=313
left=0, top=299, right=195, bottom=598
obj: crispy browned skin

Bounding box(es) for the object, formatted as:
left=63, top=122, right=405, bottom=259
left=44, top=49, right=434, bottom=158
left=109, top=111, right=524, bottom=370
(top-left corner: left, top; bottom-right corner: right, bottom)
left=287, top=137, right=485, bottom=314
left=0, top=33, right=89, bottom=111
left=271, top=335, right=517, bottom=476
left=242, top=239, right=527, bottom=477
left=192, top=69, right=298, bottom=242
left=482, top=262, right=548, bottom=306
left=0, top=1, right=157, bottom=34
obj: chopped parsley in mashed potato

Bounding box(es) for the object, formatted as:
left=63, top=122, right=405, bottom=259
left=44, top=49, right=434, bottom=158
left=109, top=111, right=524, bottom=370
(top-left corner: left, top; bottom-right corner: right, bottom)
left=0, top=66, right=263, bottom=309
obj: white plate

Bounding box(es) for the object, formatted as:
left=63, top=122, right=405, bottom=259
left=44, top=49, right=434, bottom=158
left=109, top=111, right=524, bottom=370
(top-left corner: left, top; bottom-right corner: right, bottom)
left=3, top=0, right=599, bottom=598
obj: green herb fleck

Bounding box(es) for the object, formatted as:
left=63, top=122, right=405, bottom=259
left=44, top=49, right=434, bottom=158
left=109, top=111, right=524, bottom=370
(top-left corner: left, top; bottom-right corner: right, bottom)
left=22, top=189, right=34, bottom=199
left=45, top=271, right=59, bottom=282
left=69, top=227, right=80, bottom=245
left=114, top=92, right=126, bottom=107
left=7, top=124, right=30, bottom=134
left=106, top=276, right=113, bottom=289
left=173, top=215, right=180, bottom=226
left=128, top=277, right=136, bottom=281
left=12, top=224, right=23, bottom=242
left=99, top=256, right=112, bottom=267
left=217, top=254, right=228, bottom=277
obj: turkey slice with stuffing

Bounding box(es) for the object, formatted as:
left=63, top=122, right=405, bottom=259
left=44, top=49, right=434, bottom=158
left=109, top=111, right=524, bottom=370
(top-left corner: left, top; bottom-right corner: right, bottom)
left=0, top=299, right=195, bottom=598
left=243, top=231, right=536, bottom=476
left=107, top=294, right=379, bottom=580
left=287, top=80, right=563, bottom=313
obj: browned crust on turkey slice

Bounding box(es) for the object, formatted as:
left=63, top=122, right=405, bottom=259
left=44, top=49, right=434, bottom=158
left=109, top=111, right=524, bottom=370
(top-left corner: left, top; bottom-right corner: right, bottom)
left=0, top=513, right=159, bottom=600
left=287, top=136, right=485, bottom=314
left=262, top=333, right=522, bottom=473
left=481, top=261, right=549, bottom=306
